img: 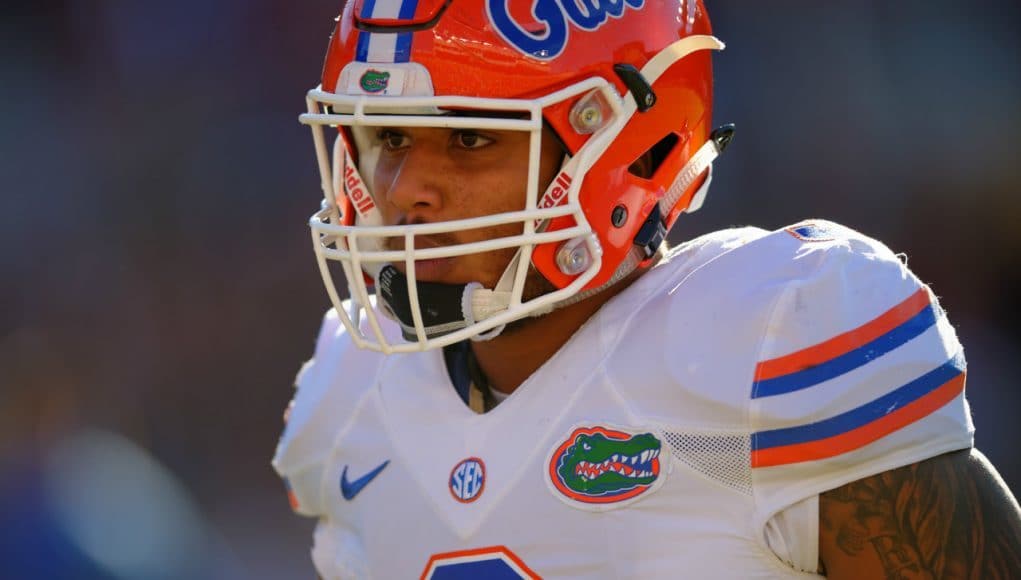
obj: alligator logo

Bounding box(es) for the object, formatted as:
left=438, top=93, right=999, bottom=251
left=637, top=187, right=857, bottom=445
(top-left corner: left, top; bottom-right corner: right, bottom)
left=547, top=425, right=664, bottom=505
left=359, top=69, right=390, bottom=93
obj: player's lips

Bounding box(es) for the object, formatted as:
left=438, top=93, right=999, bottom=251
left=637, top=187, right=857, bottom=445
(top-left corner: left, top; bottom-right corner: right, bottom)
left=394, top=257, right=455, bottom=282
left=388, top=237, right=458, bottom=283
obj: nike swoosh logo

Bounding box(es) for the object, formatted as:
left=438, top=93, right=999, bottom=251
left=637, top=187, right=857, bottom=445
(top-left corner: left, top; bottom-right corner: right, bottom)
left=340, top=460, right=390, bottom=501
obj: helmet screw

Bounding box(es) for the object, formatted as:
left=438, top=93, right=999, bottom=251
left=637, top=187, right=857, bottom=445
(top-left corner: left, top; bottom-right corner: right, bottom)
left=579, top=107, right=601, bottom=130
left=569, top=89, right=611, bottom=135
left=611, top=205, right=628, bottom=227
left=555, top=239, right=592, bottom=276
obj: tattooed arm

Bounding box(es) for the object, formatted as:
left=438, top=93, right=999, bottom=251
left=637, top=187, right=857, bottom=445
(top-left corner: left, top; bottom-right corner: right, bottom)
left=818, top=449, right=1021, bottom=579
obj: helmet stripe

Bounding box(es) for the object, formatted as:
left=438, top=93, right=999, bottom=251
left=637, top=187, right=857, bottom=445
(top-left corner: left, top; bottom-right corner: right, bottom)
left=394, top=0, right=418, bottom=62
left=355, top=0, right=419, bottom=63
left=360, top=0, right=378, bottom=18
left=355, top=31, right=372, bottom=62
left=398, top=0, right=418, bottom=19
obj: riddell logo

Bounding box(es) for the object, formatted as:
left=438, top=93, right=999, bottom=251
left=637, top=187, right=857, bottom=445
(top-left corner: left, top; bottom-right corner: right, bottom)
left=344, top=157, right=375, bottom=216
left=538, top=172, right=572, bottom=210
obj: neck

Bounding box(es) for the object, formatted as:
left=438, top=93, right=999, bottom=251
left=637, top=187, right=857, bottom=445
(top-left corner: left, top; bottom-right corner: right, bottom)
left=470, top=268, right=646, bottom=395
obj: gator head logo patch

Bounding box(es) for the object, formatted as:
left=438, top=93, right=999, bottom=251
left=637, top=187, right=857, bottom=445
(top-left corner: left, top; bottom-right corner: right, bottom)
left=359, top=69, right=390, bottom=93
left=546, top=425, right=668, bottom=509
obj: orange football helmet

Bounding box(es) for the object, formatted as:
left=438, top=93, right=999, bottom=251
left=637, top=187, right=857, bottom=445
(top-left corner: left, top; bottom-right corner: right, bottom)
left=301, top=0, right=731, bottom=352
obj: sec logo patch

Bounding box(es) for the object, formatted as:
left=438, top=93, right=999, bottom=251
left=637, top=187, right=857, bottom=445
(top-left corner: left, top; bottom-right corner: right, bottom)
left=449, top=457, right=486, bottom=503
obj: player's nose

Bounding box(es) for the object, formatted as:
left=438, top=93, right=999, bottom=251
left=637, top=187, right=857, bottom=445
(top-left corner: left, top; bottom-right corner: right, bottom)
left=382, top=144, right=444, bottom=218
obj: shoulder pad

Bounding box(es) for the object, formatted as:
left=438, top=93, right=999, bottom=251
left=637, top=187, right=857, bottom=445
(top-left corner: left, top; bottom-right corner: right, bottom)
left=749, top=220, right=973, bottom=515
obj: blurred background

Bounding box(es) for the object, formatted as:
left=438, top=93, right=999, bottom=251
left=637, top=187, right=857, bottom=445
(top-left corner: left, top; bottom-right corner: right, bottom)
left=1, top=1, right=1018, bottom=578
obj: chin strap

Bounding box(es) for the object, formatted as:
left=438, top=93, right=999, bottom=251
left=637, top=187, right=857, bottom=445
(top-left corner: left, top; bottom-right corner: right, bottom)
left=676, top=124, right=734, bottom=215
left=376, top=250, right=546, bottom=343
left=376, top=265, right=472, bottom=341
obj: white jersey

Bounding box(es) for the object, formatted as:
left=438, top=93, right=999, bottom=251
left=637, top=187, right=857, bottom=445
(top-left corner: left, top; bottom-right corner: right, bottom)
left=273, top=220, right=973, bottom=579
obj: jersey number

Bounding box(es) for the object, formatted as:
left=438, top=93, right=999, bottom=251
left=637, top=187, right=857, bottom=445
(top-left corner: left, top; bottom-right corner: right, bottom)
left=421, top=546, right=539, bottom=579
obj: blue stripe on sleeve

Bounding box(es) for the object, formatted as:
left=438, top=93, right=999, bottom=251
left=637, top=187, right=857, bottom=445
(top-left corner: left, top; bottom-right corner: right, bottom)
left=752, top=353, right=965, bottom=451
left=752, top=304, right=938, bottom=398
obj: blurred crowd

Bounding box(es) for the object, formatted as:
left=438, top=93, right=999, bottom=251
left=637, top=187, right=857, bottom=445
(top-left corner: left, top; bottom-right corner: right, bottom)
left=1, top=1, right=1018, bottom=578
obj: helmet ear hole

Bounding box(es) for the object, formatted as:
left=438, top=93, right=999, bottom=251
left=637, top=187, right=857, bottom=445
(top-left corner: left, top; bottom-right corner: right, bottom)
left=628, top=133, right=680, bottom=179
left=628, top=152, right=654, bottom=179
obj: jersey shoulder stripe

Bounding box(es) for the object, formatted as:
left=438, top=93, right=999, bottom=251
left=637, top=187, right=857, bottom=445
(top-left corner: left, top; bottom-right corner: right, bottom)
left=751, top=353, right=965, bottom=467
left=746, top=222, right=970, bottom=474
left=752, top=287, right=936, bottom=398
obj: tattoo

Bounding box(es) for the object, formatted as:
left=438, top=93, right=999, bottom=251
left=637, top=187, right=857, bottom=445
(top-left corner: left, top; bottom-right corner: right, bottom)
left=819, top=449, right=1021, bottom=579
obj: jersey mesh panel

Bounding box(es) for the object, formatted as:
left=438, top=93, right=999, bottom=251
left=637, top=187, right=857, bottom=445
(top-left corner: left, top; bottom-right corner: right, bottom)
left=662, top=431, right=753, bottom=495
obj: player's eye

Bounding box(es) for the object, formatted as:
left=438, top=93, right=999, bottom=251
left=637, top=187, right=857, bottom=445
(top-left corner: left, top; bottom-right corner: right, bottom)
left=452, top=130, right=492, bottom=150
left=376, top=129, right=409, bottom=151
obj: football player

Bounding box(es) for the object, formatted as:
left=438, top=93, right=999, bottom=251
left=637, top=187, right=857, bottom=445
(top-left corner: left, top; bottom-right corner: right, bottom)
left=274, top=1, right=1021, bottom=577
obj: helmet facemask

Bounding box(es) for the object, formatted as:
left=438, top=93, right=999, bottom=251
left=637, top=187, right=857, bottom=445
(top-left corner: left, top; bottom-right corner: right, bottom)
left=305, top=79, right=620, bottom=353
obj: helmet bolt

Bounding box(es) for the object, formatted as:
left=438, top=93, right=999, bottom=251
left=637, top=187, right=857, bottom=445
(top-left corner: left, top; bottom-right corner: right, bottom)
left=569, top=89, right=612, bottom=134
left=556, top=241, right=591, bottom=276
left=611, top=205, right=628, bottom=228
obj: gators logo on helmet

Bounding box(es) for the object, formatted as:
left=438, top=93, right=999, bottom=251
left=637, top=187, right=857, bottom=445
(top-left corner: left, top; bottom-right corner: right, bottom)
left=547, top=425, right=667, bottom=508
left=358, top=69, right=390, bottom=93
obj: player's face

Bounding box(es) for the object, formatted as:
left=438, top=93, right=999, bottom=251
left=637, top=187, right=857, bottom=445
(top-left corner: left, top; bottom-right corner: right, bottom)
left=371, top=123, right=564, bottom=289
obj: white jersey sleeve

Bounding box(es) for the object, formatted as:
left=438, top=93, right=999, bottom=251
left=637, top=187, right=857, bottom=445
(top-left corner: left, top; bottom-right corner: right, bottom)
left=272, top=308, right=386, bottom=516
left=748, top=220, right=974, bottom=524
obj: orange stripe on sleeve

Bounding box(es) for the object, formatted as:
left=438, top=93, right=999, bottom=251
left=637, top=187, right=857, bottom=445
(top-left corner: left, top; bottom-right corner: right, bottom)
left=751, top=372, right=965, bottom=468
left=755, top=287, right=931, bottom=382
